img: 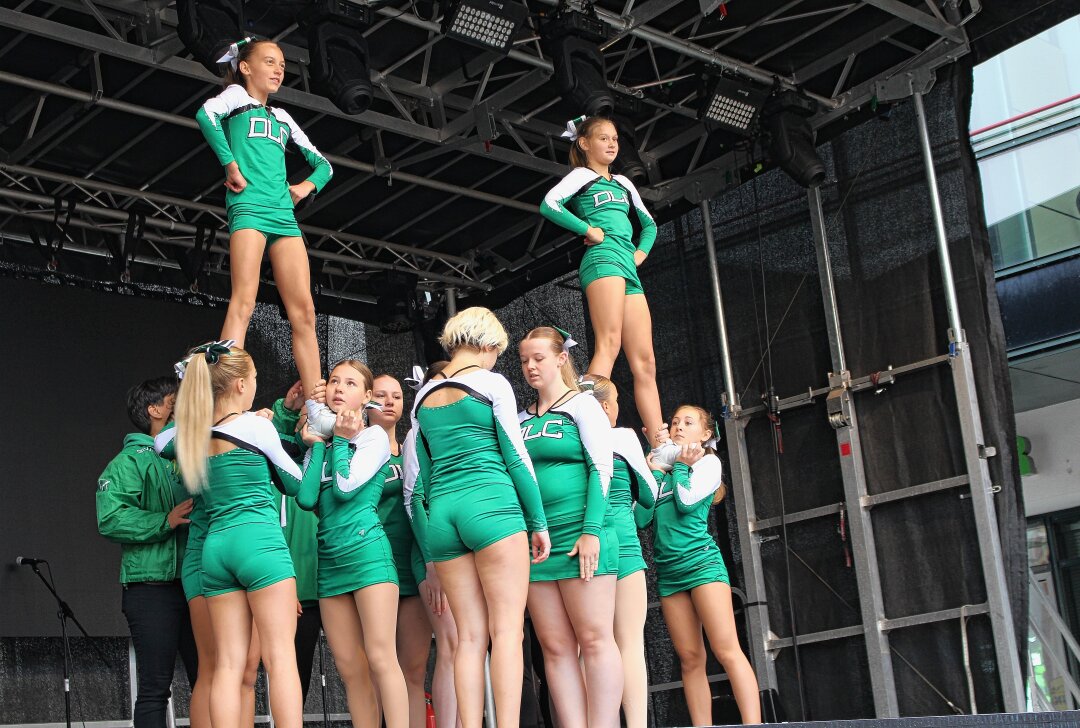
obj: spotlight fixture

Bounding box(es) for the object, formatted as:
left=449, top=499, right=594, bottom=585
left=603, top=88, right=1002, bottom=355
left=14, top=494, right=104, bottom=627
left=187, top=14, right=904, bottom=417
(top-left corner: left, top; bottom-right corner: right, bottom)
left=612, top=115, right=647, bottom=185
left=762, top=90, right=826, bottom=188
left=442, top=0, right=529, bottom=54
left=304, top=0, right=373, bottom=115
left=698, top=76, right=770, bottom=136
left=375, top=272, right=419, bottom=333
left=175, top=0, right=243, bottom=74
left=542, top=4, right=612, bottom=117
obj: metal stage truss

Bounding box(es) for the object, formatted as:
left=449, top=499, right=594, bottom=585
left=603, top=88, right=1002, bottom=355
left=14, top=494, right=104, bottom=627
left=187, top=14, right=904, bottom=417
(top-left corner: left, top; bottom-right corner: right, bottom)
left=0, top=0, right=978, bottom=309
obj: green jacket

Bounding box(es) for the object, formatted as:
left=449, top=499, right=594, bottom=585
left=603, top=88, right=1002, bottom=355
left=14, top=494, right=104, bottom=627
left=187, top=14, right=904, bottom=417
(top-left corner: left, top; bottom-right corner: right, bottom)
left=96, top=433, right=188, bottom=584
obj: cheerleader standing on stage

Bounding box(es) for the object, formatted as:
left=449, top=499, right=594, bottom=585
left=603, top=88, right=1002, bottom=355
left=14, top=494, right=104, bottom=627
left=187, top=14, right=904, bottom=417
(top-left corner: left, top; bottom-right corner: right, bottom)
left=370, top=373, right=460, bottom=728
left=298, top=360, right=410, bottom=728
left=580, top=374, right=657, bottom=728
left=410, top=308, right=550, bottom=728
left=637, top=406, right=760, bottom=726
left=195, top=37, right=334, bottom=430
left=164, top=342, right=326, bottom=728
left=539, top=117, right=666, bottom=449
left=518, top=327, right=622, bottom=728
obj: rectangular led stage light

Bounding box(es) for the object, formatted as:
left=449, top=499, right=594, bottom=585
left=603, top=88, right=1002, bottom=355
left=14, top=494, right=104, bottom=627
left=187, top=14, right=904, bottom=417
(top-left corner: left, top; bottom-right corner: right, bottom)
left=699, top=76, right=771, bottom=136
left=443, top=0, right=528, bottom=54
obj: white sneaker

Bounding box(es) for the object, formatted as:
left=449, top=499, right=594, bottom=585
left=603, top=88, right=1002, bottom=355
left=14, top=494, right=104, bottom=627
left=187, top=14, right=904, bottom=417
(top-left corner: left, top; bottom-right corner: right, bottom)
left=306, top=400, right=338, bottom=439
left=650, top=442, right=681, bottom=473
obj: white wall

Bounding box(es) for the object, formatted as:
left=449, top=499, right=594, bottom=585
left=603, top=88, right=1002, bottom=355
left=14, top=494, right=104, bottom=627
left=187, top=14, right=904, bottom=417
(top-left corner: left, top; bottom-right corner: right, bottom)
left=1017, top=397, right=1080, bottom=516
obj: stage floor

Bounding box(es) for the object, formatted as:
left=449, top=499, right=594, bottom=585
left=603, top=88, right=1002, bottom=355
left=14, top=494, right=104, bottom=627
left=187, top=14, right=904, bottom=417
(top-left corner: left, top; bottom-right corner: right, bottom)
left=713, top=712, right=1080, bottom=727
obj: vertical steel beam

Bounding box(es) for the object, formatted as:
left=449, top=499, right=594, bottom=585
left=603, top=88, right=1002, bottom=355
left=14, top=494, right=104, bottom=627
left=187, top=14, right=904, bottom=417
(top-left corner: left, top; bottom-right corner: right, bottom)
left=700, top=199, right=778, bottom=696
left=446, top=287, right=458, bottom=317
left=912, top=90, right=1025, bottom=713
left=809, top=185, right=899, bottom=717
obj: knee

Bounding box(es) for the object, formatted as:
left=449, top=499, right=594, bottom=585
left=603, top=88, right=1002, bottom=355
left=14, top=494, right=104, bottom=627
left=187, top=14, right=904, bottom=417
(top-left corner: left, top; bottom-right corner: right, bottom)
left=488, top=619, right=523, bottom=648
left=627, top=350, right=657, bottom=379
left=537, top=631, right=578, bottom=661
left=228, top=295, right=257, bottom=324
left=335, top=651, right=372, bottom=684
left=241, top=660, right=260, bottom=690
left=594, top=330, right=622, bottom=356
left=710, top=642, right=746, bottom=669
left=576, top=627, right=615, bottom=658
left=438, top=630, right=459, bottom=657
left=675, top=643, right=707, bottom=674
left=288, top=300, right=317, bottom=332
left=364, top=644, right=399, bottom=675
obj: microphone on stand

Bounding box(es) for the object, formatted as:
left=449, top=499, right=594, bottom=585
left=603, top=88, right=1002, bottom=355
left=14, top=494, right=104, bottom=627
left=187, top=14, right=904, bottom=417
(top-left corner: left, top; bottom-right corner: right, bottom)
left=15, top=556, right=47, bottom=567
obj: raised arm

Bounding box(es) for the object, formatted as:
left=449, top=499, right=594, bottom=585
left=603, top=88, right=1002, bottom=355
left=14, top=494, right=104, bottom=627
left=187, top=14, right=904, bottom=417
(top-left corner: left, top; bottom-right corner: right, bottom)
left=673, top=454, right=723, bottom=514
left=331, top=426, right=391, bottom=502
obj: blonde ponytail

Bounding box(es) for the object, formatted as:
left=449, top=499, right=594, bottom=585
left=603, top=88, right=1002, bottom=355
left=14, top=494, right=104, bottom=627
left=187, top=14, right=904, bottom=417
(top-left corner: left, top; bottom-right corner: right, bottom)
left=175, top=356, right=213, bottom=493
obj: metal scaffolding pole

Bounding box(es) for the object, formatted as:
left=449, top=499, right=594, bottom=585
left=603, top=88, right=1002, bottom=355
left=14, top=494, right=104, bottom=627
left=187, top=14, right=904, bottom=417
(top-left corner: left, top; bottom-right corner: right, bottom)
left=699, top=199, right=778, bottom=698
left=912, top=90, right=1025, bottom=713
left=808, top=184, right=898, bottom=717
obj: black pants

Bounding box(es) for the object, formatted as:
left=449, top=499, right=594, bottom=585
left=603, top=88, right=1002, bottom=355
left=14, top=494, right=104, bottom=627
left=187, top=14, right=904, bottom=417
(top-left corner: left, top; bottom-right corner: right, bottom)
left=295, top=602, right=322, bottom=706
left=122, top=581, right=198, bottom=728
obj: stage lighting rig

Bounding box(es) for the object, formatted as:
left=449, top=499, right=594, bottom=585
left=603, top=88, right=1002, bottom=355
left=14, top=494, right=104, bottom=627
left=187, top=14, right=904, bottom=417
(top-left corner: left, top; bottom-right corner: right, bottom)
left=303, top=0, right=374, bottom=115
left=442, top=0, right=529, bottom=54
left=542, top=2, right=613, bottom=117
left=698, top=75, right=770, bottom=136
left=762, top=89, right=826, bottom=188
left=176, top=0, right=243, bottom=74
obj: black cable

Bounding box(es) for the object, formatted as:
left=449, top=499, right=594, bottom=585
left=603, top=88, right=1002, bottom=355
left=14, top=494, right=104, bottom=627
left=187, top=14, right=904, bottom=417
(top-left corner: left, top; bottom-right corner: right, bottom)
left=749, top=156, right=810, bottom=723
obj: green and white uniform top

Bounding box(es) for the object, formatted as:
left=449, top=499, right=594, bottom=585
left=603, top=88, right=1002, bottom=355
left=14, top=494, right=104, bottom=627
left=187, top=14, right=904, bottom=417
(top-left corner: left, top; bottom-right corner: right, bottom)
left=196, top=84, right=333, bottom=209
left=539, top=168, right=657, bottom=254
left=154, top=413, right=326, bottom=532
left=410, top=368, right=547, bottom=533
left=646, top=454, right=724, bottom=569
left=609, top=427, right=658, bottom=512
left=377, top=452, right=411, bottom=547
left=401, top=427, right=432, bottom=563
left=517, top=392, right=613, bottom=535
left=297, top=426, right=391, bottom=557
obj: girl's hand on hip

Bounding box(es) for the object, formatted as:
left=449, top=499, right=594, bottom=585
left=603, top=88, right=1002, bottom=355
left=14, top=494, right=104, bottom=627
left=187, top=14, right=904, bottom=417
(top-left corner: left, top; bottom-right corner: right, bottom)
left=585, top=226, right=605, bottom=245
left=224, top=162, right=247, bottom=193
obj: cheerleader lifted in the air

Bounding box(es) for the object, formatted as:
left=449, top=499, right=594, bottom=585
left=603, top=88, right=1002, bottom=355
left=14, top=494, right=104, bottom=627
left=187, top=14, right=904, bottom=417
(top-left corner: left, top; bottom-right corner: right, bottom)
left=195, top=36, right=335, bottom=429
left=540, top=117, right=667, bottom=450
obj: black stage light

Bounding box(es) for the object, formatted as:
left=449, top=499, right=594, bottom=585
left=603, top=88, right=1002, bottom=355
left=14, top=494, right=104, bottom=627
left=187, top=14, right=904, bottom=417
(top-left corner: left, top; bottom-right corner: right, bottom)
left=304, top=2, right=373, bottom=115
left=612, top=115, right=647, bottom=184
left=698, top=75, right=770, bottom=136
left=542, top=4, right=612, bottom=116
left=176, top=0, right=243, bottom=74
left=762, top=90, right=825, bottom=188
left=375, top=272, right=419, bottom=333
left=442, top=0, right=529, bottom=54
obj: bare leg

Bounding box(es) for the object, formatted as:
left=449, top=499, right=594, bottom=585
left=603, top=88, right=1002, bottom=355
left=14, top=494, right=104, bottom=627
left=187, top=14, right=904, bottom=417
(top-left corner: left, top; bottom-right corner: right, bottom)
left=248, top=579, right=304, bottom=728
left=242, top=621, right=260, bottom=728
left=422, top=588, right=461, bottom=728
left=219, top=229, right=267, bottom=350
left=559, top=576, right=621, bottom=728
left=621, top=293, right=665, bottom=448
left=207, top=591, right=253, bottom=728
left=614, top=571, right=649, bottom=728
left=320, top=594, right=381, bottom=728
left=187, top=597, right=215, bottom=728
left=527, top=582, right=587, bottom=728
left=268, top=237, right=322, bottom=396
left=435, top=553, right=487, bottom=728
left=691, top=583, right=761, bottom=724
left=398, top=596, right=434, bottom=728
left=660, top=592, right=712, bottom=726
left=583, top=276, right=627, bottom=378
left=354, top=583, right=410, bottom=728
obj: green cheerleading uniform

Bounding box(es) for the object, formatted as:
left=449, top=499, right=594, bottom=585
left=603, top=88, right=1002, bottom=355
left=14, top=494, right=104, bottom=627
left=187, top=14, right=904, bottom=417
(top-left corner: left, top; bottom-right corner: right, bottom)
left=411, top=369, right=547, bottom=562
left=608, top=428, right=659, bottom=579
left=540, top=168, right=657, bottom=295
left=156, top=414, right=326, bottom=597
left=181, top=496, right=207, bottom=600
left=518, top=393, right=616, bottom=582
left=297, top=426, right=397, bottom=598
left=196, top=84, right=333, bottom=244
left=377, top=451, right=420, bottom=597
left=637, top=454, right=727, bottom=597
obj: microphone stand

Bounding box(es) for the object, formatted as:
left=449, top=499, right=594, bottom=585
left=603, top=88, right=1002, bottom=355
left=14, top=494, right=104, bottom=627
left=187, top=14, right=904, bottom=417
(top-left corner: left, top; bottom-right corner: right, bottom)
left=27, top=562, right=113, bottom=728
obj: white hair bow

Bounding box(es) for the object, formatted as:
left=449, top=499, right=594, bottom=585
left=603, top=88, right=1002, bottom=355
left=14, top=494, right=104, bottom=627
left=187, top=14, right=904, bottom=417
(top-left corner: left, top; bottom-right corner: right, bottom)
left=560, top=115, right=588, bottom=141
left=216, top=37, right=254, bottom=70
left=404, top=365, right=425, bottom=391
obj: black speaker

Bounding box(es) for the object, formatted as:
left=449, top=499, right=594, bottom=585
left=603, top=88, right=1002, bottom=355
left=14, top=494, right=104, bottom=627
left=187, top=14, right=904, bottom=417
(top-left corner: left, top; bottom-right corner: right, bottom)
left=763, top=90, right=825, bottom=188
left=176, top=0, right=243, bottom=75
left=612, top=114, right=647, bottom=184
left=307, top=22, right=373, bottom=115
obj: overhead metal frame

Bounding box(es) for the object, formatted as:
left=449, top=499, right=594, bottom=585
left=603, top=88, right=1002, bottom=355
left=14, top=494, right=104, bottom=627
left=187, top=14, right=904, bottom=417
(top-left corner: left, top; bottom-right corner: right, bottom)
left=701, top=77, right=1025, bottom=717
left=0, top=0, right=979, bottom=305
